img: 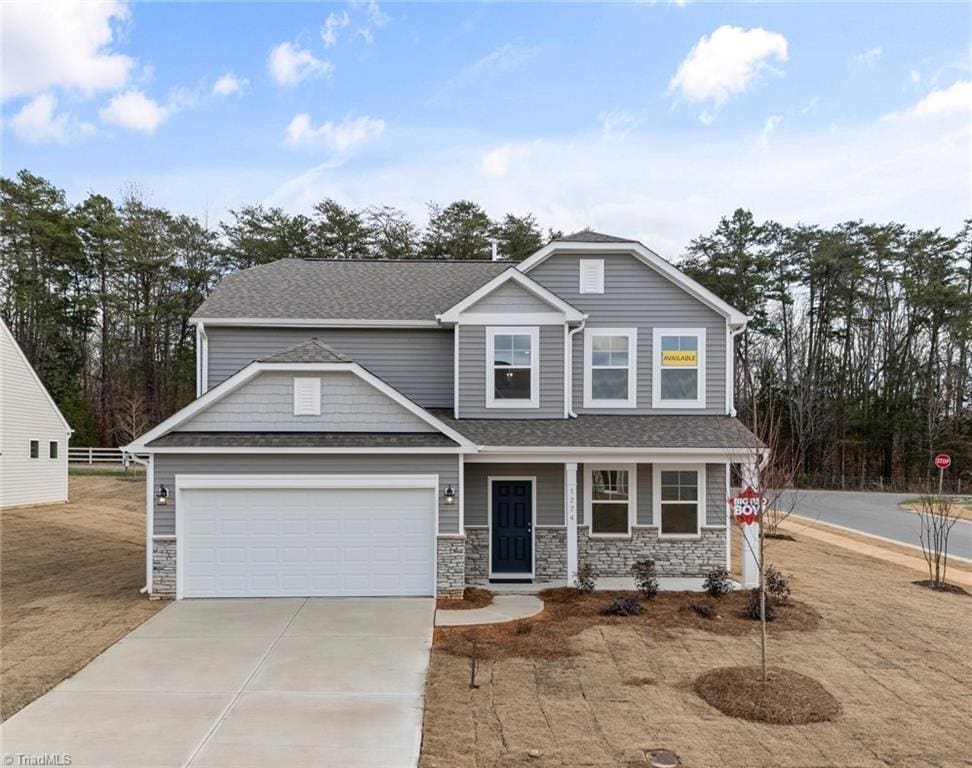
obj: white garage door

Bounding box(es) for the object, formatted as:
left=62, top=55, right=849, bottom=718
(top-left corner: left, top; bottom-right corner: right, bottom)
left=179, top=480, right=436, bottom=598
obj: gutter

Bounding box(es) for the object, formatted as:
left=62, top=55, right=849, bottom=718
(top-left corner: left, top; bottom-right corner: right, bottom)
left=566, top=320, right=586, bottom=418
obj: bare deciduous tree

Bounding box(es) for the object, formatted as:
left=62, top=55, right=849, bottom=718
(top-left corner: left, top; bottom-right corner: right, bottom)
left=915, top=492, right=960, bottom=588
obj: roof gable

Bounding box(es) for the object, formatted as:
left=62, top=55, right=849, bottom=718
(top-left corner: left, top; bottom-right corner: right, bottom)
left=260, top=338, right=350, bottom=363
left=437, top=267, right=586, bottom=323
left=0, top=319, right=72, bottom=434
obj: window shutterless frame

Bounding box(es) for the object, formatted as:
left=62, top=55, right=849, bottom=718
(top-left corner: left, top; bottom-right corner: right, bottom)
left=49, top=440, right=58, bottom=459
left=583, top=328, right=637, bottom=408
left=653, top=463, right=705, bottom=538
left=29, top=439, right=39, bottom=459
left=485, top=326, right=540, bottom=408
left=652, top=328, right=706, bottom=409
left=584, top=463, right=637, bottom=538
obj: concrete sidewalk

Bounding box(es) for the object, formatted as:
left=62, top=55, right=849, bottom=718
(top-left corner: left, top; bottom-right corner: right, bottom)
left=435, top=595, right=543, bottom=626
left=1, top=597, right=434, bottom=768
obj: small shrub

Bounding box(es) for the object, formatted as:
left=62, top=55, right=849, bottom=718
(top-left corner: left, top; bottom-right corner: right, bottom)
left=631, top=559, right=659, bottom=600
left=513, top=619, right=532, bottom=635
left=575, top=563, right=597, bottom=594
left=688, top=602, right=717, bottom=620
left=702, top=567, right=733, bottom=598
left=765, top=565, right=791, bottom=605
left=602, top=596, right=644, bottom=616
left=744, top=588, right=777, bottom=621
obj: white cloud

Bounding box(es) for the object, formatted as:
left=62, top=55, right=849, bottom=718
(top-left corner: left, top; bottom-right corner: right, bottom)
left=359, top=1, right=390, bottom=43
left=283, top=114, right=386, bottom=154
left=99, top=89, right=171, bottom=133
left=800, top=96, right=820, bottom=115
left=599, top=110, right=637, bottom=139
left=1, top=0, right=134, bottom=99
left=267, top=42, right=333, bottom=87
left=759, top=114, right=783, bottom=145
left=669, top=25, right=788, bottom=118
left=8, top=93, right=94, bottom=143
left=883, top=80, right=972, bottom=121
left=212, top=72, right=248, bottom=97
left=481, top=144, right=533, bottom=177
left=854, top=47, right=883, bottom=67
left=321, top=11, right=350, bottom=47
left=431, top=41, right=538, bottom=103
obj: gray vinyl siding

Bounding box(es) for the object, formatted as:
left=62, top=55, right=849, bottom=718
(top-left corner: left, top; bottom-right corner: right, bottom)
left=465, top=281, right=556, bottom=313
left=576, top=463, right=652, bottom=526
left=457, top=325, right=564, bottom=418
left=463, top=463, right=564, bottom=527
left=705, top=462, right=727, bottom=526
left=153, top=453, right=460, bottom=535
left=526, top=253, right=727, bottom=414
left=206, top=327, right=454, bottom=407
left=182, top=372, right=434, bottom=432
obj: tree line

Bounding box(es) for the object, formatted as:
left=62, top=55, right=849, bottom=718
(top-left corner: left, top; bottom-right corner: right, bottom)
left=1, top=171, right=969, bottom=486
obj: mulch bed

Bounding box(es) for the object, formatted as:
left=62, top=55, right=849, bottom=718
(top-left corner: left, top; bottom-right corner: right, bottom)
left=436, top=586, right=494, bottom=610
left=912, top=579, right=970, bottom=596
left=694, top=665, right=841, bottom=724
left=434, top=588, right=819, bottom=660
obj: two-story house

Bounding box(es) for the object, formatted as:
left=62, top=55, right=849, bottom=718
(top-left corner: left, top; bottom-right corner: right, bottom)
left=125, top=231, right=761, bottom=599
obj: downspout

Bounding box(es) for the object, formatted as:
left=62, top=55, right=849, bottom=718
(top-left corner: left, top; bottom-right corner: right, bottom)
left=727, top=323, right=746, bottom=417
left=197, top=322, right=209, bottom=395
left=566, top=319, right=586, bottom=418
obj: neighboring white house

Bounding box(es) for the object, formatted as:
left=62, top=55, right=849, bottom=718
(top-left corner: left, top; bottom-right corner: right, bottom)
left=0, top=319, right=72, bottom=508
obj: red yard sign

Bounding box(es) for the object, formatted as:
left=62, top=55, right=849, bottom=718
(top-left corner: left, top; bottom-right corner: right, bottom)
left=731, top=486, right=762, bottom=525
left=935, top=454, right=951, bottom=470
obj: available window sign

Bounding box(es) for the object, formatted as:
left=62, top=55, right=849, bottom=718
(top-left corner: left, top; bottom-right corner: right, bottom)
left=661, top=349, right=698, bottom=366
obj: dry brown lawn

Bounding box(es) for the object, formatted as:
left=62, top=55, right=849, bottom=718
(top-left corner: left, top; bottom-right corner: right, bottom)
left=0, top=474, right=165, bottom=721
left=422, top=536, right=972, bottom=768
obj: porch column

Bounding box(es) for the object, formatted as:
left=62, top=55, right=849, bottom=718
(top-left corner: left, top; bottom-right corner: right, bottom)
left=565, top=462, right=578, bottom=586
left=739, top=461, right=760, bottom=588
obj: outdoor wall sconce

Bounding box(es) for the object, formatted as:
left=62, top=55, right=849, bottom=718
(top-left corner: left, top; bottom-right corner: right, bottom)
left=157, top=484, right=169, bottom=505
left=444, top=485, right=456, bottom=504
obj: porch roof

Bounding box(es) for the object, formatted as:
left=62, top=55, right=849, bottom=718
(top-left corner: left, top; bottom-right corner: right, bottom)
left=430, top=411, right=763, bottom=450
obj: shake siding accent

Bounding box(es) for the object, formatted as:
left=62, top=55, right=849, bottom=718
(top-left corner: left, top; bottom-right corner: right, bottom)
left=153, top=454, right=460, bottom=535
left=527, top=253, right=727, bottom=414
left=464, top=463, right=564, bottom=526
left=465, top=281, right=557, bottom=313
left=206, top=327, right=454, bottom=407
left=181, top=372, right=434, bottom=432
left=705, top=462, right=727, bottom=526
left=457, top=325, right=564, bottom=418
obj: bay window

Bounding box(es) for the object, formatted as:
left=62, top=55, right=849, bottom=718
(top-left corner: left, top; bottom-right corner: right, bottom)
left=486, top=327, right=539, bottom=408
left=586, top=464, right=636, bottom=536
left=654, top=465, right=704, bottom=537
left=652, top=328, right=706, bottom=408
left=584, top=328, right=637, bottom=408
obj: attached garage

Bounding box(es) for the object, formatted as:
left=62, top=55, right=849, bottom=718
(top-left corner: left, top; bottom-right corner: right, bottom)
left=176, top=475, right=438, bottom=598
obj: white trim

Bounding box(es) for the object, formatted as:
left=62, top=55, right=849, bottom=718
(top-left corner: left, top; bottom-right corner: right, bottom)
left=0, top=319, right=73, bottom=434
left=124, top=360, right=477, bottom=451
left=453, top=327, right=459, bottom=418
left=139, top=446, right=463, bottom=455
left=565, top=462, right=578, bottom=586
left=578, top=259, right=604, bottom=293
left=724, top=460, right=731, bottom=570
left=458, top=452, right=465, bottom=532
left=653, top=463, right=706, bottom=539
left=487, top=475, right=537, bottom=579
left=562, top=325, right=570, bottom=418
left=174, top=473, right=440, bottom=599
left=146, top=456, right=154, bottom=594
left=517, top=240, right=749, bottom=325
left=292, top=376, right=322, bottom=416
left=468, top=448, right=754, bottom=462
left=195, top=321, right=208, bottom=396
left=190, top=317, right=441, bottom=328
left=652, top=327, right=707, bottom=410
left=457, top=312, right=569, bottom=326
left=437, top=267, right=586, bottom=323
left=584, top=463, right=637, bottom=538
left=485, top=326, right=540, bottom=409
left=583, top=327, right=637, bottom=408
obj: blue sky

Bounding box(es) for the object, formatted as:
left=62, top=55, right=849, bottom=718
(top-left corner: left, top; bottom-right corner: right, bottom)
left=2, top=1, right=969, bottom=256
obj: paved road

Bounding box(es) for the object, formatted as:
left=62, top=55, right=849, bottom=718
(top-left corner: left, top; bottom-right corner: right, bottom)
left=779, top=490, right=972, bottom=560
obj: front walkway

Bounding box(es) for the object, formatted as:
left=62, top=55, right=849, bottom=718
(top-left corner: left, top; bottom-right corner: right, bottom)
left=1, top=597, right=434, bottom=768
left=435, top=595, right=543, bottom=627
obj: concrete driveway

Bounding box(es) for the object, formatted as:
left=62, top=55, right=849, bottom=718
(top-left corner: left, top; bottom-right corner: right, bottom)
left=1, top=597, right=434, bottom=768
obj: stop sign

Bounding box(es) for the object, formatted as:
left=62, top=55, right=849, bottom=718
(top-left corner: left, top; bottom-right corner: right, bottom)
left=935, top=454, right=951, bottom=470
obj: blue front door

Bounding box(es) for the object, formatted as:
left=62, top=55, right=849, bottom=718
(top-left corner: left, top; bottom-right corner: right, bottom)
left=491, top=480, right=533, bottom=574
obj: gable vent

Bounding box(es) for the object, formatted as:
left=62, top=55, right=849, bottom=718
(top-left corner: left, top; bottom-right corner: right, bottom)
left=579, top=259, right=604, bottom=294
left=293, top=377, right=322, bottom=416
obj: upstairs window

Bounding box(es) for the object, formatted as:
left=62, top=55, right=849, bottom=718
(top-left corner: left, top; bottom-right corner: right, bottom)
left=29, top=440, right=39, bottom=459
left=486, top=327, right=539, bottom=408
left=655, top=465, right=704, bottom=537
left=652, top=329, right=706, bottom=408
left=579, top=259, right=604, bottom=294
left=49, top=441, right=58, bottom=459
left=293, top=377, right=322, bottom=415
left=583, top=328, right=637, bottom=408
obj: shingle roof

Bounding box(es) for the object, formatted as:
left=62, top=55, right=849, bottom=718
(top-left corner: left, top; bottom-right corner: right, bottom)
left=558, top=230, right=638, bottom=244
left=430, top=411, right=762, bottom=449
left=259, top=338, right=350, bottom=364
left=193, top=259, right=511, bottom=321
left=147, top=431, right=459, bottom=448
